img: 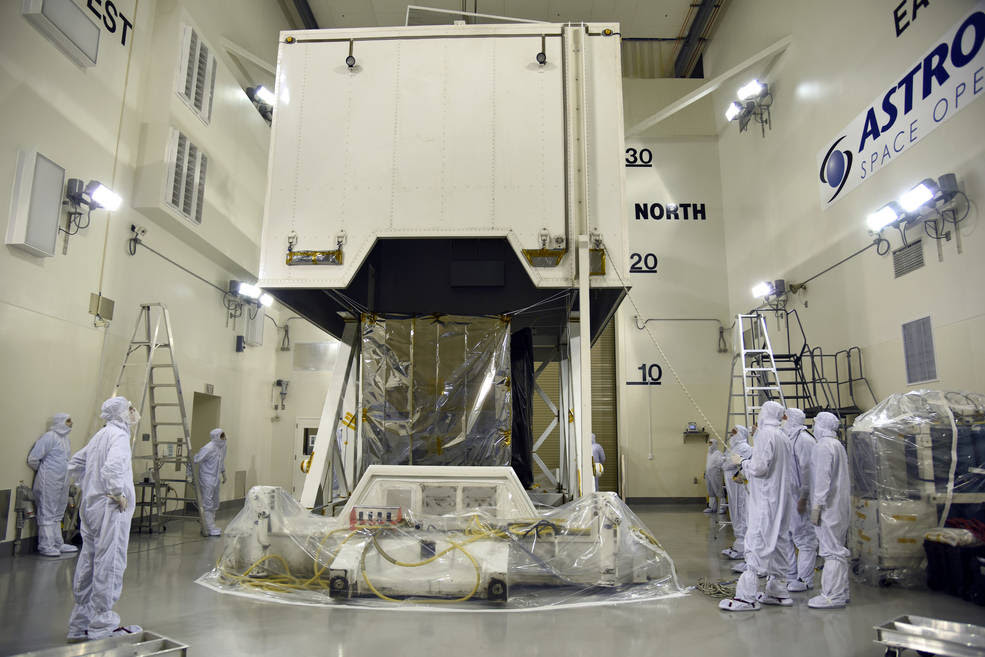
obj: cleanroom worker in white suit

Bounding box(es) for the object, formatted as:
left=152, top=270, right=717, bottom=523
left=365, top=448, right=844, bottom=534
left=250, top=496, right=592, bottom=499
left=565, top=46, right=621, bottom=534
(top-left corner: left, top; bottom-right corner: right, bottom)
left=703, top=439, right=726, bottom=514
left=194, top=428, right=227, bottom=536
left=719, top=400, right=796, bottom=611
left=780, top=407, right=819, bottom=592
left=591, top=433, right=606, bottom=490
left=27, top=413, right=79, bottom=556
left=721, top=425, right=752, bottom=560
left=808, top=411, right=852, bottom=609
left=67, top=396, right=141, bottom=641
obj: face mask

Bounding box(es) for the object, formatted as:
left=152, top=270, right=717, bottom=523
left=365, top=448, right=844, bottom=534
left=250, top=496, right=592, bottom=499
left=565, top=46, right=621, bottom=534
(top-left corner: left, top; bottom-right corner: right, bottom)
left=129, top=407, right=141, bottom=426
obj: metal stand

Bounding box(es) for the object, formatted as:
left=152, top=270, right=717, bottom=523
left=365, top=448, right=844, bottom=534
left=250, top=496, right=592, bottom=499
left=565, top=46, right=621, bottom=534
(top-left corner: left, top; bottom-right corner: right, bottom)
left=115, top=303, right=204, bottom=534
left=725, top=313, right=786, bottom=430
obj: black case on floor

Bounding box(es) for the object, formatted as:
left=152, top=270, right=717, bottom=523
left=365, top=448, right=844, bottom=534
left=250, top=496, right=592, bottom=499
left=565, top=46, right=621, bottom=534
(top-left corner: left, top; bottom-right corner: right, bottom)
left=923, top=540, right=985, bottom=605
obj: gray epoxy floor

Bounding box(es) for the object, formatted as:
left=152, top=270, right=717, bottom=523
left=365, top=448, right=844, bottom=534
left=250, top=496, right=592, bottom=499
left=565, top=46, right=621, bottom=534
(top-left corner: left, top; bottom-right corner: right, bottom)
left=2, top=504, right=983, bottom=656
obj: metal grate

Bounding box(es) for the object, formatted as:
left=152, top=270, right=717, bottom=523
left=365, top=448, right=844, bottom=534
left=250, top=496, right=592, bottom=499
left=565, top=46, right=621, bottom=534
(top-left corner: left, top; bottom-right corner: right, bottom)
left=177, top=25, right=216, bottom=124
left=893, top=239, right=924, bottom=278
left=902, top=316, right=937, bottom=384
left=166, top=128, right=207, bottom=224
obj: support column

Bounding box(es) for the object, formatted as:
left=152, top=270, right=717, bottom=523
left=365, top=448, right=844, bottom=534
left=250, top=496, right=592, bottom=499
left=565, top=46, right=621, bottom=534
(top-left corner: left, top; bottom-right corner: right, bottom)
left=301, top=320, right=359, bottom=509
left=577, top=235, right=594, bottom=495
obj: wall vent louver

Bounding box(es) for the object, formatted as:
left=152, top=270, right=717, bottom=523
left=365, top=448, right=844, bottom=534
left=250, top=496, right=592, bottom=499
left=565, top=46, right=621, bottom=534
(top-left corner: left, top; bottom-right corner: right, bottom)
left=177, top=25, right=216, bottom=124
left=902, top=316, right=937, bottom=384
left=166, top=128, right=207, bottom=224
left=893, top=239, right=924, bottom=278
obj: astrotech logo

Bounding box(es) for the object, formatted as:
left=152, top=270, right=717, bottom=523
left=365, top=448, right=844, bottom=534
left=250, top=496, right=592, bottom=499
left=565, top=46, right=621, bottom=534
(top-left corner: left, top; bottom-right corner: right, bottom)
left=819, top=136, right=852, bottom=203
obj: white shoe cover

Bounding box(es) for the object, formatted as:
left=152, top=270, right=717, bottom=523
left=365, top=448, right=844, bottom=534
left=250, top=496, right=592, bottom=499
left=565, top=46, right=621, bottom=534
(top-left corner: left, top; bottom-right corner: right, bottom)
left=208, top=528, right=222, bottom=536
left=786, top=578, right=811, bottom=592
left=60, top=543, right=79, bottom=553
left=719, top=598, right=761, bottom=611
left=703, top=507, right=715, bottom=514
left=756, top=592, right=793, bottom=606
left=808, top=595, right=845, bottom=609
left=731, top=562, right=747, bottom=573
left=722, top=548, right=743, bottom=560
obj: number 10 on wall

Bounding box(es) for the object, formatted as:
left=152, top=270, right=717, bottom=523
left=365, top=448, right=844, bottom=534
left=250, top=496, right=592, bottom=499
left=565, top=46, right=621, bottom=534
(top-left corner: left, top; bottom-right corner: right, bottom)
left=627, top=363, right=662, bottom=386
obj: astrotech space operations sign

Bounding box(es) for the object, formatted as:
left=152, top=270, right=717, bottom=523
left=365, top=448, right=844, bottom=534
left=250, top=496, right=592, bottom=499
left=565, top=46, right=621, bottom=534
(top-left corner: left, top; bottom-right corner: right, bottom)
left=818, top=3, right=985, bottom=208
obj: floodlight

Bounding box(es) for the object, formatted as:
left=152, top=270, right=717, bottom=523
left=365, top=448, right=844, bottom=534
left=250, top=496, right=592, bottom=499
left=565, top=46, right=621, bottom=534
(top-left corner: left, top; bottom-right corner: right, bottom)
left=259, top=293, right=274, bottom=307
left=898, top=178, right=938, bottom=212
left=86, top=182, right=122, bottom=211
left=255, top=85, right=275, bottom=105
left=737, top=79, right=765, bottom=101
left=751, top=281, right=772, bottom=298
left=237, top=282, right=261, bottom=299
left=725, top=101, right=743, bottom=121
left=866, top=203, right=902, bottom=232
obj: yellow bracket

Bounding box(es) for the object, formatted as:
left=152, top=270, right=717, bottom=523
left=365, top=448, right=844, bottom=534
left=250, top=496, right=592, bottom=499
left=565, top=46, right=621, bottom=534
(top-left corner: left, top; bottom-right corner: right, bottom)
left=300, top=451, right=313, bottom=474
left=521, top=248, right=566, bottom=267
left=286, top=249, right=343, bottom=266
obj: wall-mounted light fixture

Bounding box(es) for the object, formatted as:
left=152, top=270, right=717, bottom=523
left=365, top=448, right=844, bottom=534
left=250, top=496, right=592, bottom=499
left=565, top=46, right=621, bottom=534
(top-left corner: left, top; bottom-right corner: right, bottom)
left=66, top=179, right=122, bottom=211
left=226, top=281, right=274, bottom=320
left=725, top=79, right=773, bottom=137
left=866, top=173, right=969, bottom=270
left=866, top=174, right=966, bottom=236
left=61, top=178, right=122, bottom=241
left=245, top=85, right=273, bottom=124
left=751, top=279, right=795, bottom=299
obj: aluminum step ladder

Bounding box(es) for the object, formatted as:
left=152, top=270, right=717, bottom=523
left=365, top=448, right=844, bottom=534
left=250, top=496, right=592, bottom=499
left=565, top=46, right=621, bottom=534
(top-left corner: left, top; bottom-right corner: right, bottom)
left=724, top=313, right=787, bottom=432
left=114, top=303, right=205, bottom=535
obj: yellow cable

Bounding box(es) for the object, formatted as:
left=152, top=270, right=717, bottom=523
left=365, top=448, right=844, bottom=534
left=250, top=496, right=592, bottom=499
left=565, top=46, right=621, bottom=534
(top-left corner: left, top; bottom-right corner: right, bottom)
left=359, top=531, right=482, bottom=604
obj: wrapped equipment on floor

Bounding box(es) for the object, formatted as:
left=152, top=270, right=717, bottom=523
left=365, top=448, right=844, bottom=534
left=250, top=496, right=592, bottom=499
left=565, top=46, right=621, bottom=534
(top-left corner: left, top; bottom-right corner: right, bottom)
left=196, top=466, right=685, bottom=609
left=848, top=389, right=985, bottom=587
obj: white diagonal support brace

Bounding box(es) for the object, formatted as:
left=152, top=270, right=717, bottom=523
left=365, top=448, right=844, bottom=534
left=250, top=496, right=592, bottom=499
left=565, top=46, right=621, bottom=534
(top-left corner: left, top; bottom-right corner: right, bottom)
left=534, top=416, right=559, bottom=451
left=532, top=453, right=557, bottom=486
left=534, top=381, right=558, bottom=417
left=301, top=321, right=359, bottom=508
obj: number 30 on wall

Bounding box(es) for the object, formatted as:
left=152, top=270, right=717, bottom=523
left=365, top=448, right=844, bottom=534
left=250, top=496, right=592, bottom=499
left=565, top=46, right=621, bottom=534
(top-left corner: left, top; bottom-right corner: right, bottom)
left=627, top=363, right=662, bottom=386
left=625, top=147, right=653, bottom=168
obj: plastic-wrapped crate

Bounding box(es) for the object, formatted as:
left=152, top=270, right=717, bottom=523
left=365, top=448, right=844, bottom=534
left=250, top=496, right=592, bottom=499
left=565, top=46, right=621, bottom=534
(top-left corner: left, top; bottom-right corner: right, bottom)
left=848, top=390, right=985, bottom=587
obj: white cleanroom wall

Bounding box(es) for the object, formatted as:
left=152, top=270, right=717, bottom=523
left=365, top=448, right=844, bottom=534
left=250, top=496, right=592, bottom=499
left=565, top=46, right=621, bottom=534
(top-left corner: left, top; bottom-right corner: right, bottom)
left=707, top=0, right=985, bottom=397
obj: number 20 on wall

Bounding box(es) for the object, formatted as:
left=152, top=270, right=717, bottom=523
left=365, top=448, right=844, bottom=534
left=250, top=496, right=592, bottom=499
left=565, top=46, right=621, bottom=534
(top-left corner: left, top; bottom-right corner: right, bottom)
left=629, top=253, right=658, bottom=274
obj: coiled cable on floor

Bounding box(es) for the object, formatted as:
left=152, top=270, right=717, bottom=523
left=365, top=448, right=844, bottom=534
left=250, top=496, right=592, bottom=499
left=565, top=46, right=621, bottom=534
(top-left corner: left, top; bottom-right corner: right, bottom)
left=695, top=577, right=737, bottom=599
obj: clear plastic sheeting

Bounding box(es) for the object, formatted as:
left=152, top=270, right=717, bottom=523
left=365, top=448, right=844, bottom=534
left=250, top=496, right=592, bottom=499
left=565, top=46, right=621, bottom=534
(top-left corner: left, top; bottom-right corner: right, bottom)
left=848, top=389, right=985, bottom=587
left=196, top=486, right=686, bottom=610
left=360, top=315, right=512, bottom=477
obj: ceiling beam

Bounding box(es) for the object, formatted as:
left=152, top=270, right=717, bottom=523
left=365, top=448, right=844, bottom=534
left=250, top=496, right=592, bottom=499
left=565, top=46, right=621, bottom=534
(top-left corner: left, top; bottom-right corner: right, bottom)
left=674, top=0, right=717, bottom=78
left=293, top=0, right=319, bottom=29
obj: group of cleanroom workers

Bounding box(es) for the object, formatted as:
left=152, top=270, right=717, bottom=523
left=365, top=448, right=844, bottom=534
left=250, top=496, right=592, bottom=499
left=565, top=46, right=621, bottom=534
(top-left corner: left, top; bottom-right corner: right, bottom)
left=704, top=402, right=851, bottom=611
left=26, top=397, right=228, bottom=641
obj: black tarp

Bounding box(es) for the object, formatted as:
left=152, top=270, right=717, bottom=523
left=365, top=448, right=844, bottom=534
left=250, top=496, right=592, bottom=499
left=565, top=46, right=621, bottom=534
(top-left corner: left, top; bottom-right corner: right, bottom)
left=510, top=327, right=534, bottom=488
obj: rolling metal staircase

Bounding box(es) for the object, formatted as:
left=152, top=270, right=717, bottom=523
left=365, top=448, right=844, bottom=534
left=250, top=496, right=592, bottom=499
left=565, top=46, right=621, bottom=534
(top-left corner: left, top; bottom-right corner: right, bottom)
left=725, top=310, right=877, bottom=434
